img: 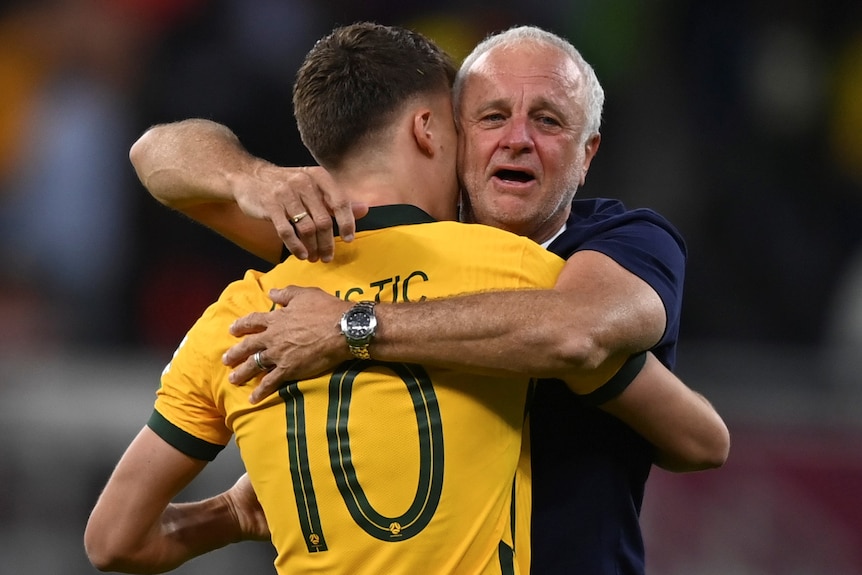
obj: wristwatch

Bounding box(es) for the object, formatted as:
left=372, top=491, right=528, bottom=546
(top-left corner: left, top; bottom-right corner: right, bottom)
left=340, top=301, right=378, bottom=359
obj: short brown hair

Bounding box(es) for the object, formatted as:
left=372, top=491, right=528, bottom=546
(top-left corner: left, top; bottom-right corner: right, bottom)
left=293, top=22, right=456, bottom=168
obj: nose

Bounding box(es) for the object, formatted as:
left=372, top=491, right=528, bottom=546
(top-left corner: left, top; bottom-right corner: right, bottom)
left=500, top=116, right=534, bottom=153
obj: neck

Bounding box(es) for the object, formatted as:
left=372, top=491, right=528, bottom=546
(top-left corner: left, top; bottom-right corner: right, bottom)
left=331, top=167, right=413, bottom=209
left=460, top=201, right=568, bottom=244
left=331, top=161, right=457, bottom=222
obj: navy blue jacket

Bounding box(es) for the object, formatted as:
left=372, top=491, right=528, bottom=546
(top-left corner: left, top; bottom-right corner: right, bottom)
left=531, top=198, right=686, bottom=575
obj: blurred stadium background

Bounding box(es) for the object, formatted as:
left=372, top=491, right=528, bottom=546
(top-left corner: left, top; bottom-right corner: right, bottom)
left=1, top=0, right=861, bottom=573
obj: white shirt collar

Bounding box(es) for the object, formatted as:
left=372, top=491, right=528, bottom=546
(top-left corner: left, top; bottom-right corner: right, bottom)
left=540, top=223, right=567, bottom=249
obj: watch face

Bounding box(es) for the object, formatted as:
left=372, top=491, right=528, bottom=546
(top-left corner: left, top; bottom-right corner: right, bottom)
left=346, top=311, right=372, bottom=336
left=343, top=306, right=377, bottom=341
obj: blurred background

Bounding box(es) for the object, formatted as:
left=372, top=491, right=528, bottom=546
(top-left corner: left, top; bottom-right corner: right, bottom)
left=1, top=0, right=861, bottom=573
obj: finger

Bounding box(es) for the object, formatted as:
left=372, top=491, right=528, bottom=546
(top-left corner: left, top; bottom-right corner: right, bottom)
left=280, top=167, right=336, bottom=262
left=268, top=285, right=299, bottom=307
left=301, top=191, right=339, bottom=263
left=228, top=354, right=261, bottom=385
left=292, top=193, right=333, bottom=263
left=223, top=334, right=261, bottom=367
left=334, top=202, right=369, bottom=244
left=299, top=166, right=348, bottom=260
left=315, top=167, right=357, bottom=244
left=271, top=208, right=308, bottom=261
left=249, top=368, right=288, bottom=404
left=229, top=312, right=269, bottom=337
left=312, top=211, right=335, bottom=263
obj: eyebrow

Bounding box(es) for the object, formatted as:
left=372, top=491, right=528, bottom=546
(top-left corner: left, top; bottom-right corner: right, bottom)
left=529, top=96, right=571, bottom=119
left=472, top=98, right=509, bottom=115
left=474, top=95, right=571, bottom=121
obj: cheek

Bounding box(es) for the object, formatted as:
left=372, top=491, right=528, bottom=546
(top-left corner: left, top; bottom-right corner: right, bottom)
left=559, top=163, right=584, bottom=198
left=457, top=146, right=480, bottom=183
left=460, top=129, right=494, bottom=164
left=543, top=144, right=583, bottom=184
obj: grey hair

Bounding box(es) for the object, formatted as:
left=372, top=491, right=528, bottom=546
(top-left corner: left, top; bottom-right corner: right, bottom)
left=453, top=25, right=605, bottom=138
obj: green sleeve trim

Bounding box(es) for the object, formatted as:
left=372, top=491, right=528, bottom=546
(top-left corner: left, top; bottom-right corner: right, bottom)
left=577, top=351, right=648, bottom=407
left=146, top=410, right=225, bottom=461
left=498, top=540, right=515, bottom=575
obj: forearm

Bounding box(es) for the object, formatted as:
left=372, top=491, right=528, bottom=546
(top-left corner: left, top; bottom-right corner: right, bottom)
left=129, top=119, right=263, bottom=210
left=647, top=392, right=730, bottom=472
left=599, top=355, right=730, bottom=472
left=372, top=251, right=663, bottom=382
left=372, top=289, right=619, bottom=380
left=85, top=427, right=243, bottom=573
left=129, top=119, right=287, bottom=262
left=87, top=492, right=242, bottom=574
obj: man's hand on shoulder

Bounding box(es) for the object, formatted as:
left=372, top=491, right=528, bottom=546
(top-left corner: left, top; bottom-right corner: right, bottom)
left=236, top=165, right=368, bottom=263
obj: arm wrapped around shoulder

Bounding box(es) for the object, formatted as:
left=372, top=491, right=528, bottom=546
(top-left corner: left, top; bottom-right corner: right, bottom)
left=576, top=351, right=647, bottom=406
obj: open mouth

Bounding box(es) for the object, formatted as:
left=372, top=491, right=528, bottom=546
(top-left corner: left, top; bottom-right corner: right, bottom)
left=494, top=169, right=535, bottom=183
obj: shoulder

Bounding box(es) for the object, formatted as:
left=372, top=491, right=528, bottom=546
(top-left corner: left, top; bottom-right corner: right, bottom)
left=570, top=198, right=682, bottom=236
left=445, top=221, right=565, bottom=261
left=172, top=270, right=268, bottom=367
left=552, top=198, right=686, bottom=260
left=411, top=220, right=554, bottom=250
left=405, top=221, right=565, bottom=286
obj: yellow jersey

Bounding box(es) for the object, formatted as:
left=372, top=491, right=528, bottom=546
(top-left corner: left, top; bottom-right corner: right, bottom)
left=150, top=206, right=564, bottom=575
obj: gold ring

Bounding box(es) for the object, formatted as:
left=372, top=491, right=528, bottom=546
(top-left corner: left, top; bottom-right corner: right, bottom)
left=291, top=211, right=309, bottom=224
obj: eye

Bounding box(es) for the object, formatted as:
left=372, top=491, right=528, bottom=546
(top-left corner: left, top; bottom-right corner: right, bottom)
left=536, top=115, right=561, bottom=127
left=479, top=112, right=506, bottom=124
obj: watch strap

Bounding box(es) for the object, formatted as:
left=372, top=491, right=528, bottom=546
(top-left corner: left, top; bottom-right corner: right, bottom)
left=348, top=343, right=372, bottom=360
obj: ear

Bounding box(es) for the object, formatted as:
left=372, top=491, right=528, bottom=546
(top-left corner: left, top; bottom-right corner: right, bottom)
left=579, top=133, right=601, bottom=186
left=412, top=109, right=436, bottom=157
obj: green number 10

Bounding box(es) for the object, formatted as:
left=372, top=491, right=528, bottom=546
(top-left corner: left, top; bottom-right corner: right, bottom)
left=280, top=360, right=445, bottom=553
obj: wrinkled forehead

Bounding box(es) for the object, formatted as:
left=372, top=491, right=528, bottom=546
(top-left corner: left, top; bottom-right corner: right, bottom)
left=461, top=42, right=583, bottom=108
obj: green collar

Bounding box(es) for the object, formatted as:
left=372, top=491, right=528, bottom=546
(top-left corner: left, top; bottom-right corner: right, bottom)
left=281, top=205, right=438, bottom=261
left=335, top=205, right=437, bottom=236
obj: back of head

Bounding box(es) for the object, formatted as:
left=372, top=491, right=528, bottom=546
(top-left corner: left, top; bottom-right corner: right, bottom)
left=453, top=25, right=605, bottom=137
left=293, top=22, right=457, bottom=170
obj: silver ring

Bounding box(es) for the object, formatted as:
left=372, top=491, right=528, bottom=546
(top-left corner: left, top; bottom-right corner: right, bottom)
left=253, top=351, right=268, bottom=371
left=291, top=211, right=309, bottom=224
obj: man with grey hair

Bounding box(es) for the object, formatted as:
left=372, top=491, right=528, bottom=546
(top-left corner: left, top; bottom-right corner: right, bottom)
left=130, top=24, right=727, bottom=574
left=453, top=25, right=606, bottom=245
